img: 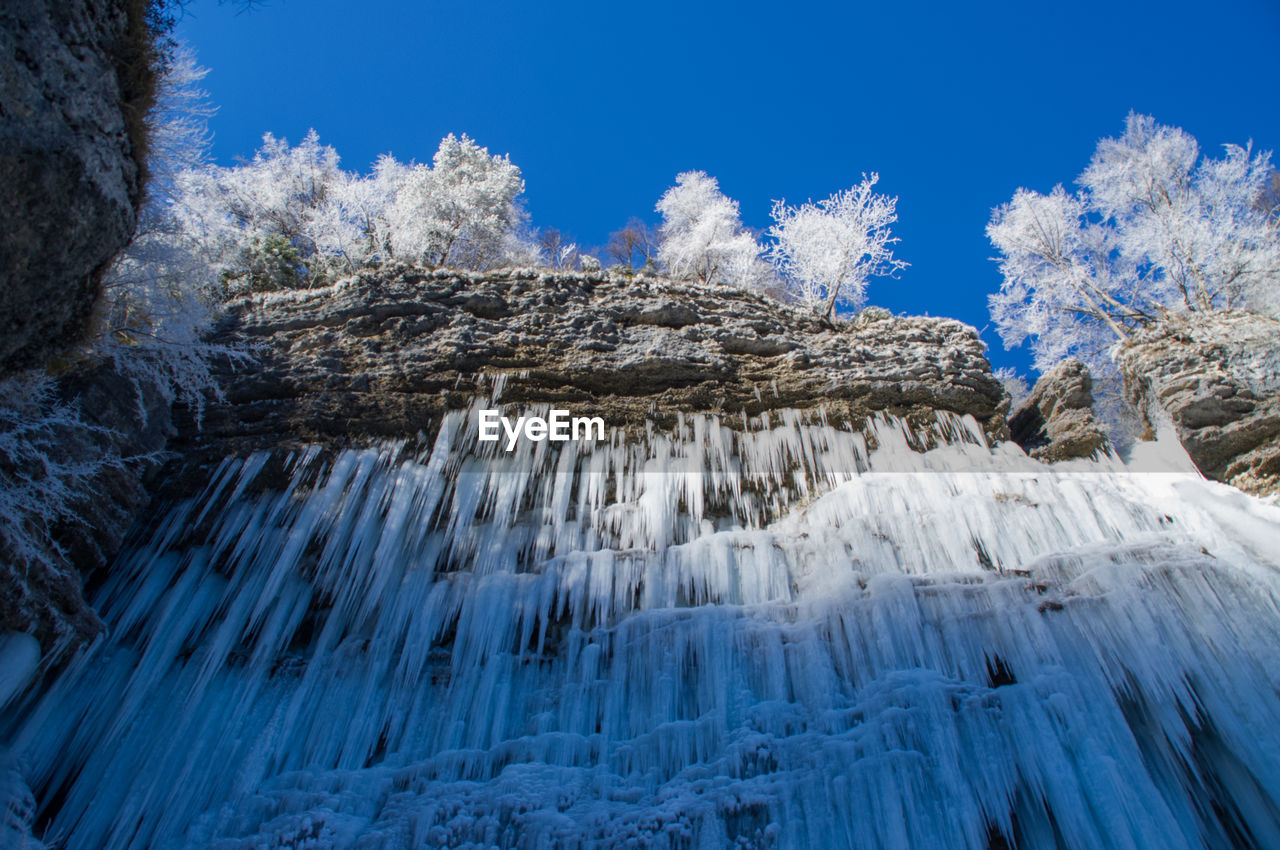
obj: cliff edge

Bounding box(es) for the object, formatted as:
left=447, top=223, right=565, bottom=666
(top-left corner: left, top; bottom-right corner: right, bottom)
left=186, top=266, right=1009, bottom=457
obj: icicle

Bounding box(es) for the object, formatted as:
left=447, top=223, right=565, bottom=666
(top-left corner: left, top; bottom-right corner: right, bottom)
left=5, top=403, right=1280, bottom=849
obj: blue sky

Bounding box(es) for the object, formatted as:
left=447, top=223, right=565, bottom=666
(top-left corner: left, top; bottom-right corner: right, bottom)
left=177, top=0, right=1280, bottom=377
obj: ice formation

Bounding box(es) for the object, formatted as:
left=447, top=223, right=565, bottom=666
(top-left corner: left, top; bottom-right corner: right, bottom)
left=4, top=400, right=1280, bottom=849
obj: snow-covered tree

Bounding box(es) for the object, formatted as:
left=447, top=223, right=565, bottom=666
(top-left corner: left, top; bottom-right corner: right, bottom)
left=987, top=186, right=1133, bottom=366
left=1082, top=115, right=1280, bottom=315
left=656, top=171, right=767, bottom=288
left=386, top=134, right=525, bottom=268
left=142, top=46, right=214, bottom=206
left=95, top=46, right=246, bottom=414
left=537, top=228, right=581, bottom=270
left=326, top=153, right=410, bottom=267
left=767, top=175, right=906, bottom=317
left=169, top=131, right=529, bottom=290
left=989, top=113, right=1280, bottom=373
left=172, top=128, right=346, bottom=293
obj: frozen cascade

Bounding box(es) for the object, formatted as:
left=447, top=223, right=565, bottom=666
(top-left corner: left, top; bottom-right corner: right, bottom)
left=6, top=402, right=1280, bottom=849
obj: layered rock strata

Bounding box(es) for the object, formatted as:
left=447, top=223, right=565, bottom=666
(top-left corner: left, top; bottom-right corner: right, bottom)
left=1119, top=311, right=1280, bottom=497
left=188, top=266, right=1009, bottom=458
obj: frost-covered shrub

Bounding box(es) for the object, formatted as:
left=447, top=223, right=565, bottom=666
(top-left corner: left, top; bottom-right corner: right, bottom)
left=0, top=375, right=121, bottom=573
left=993, top=367, right=1030, bottom=410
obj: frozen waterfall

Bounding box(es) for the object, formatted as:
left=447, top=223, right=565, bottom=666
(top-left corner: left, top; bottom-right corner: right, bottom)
left=5, top=401, right=1280, bottom=849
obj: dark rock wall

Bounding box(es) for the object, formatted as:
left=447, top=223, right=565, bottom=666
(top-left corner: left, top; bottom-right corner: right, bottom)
left=0, top=0, right=150, bottom=376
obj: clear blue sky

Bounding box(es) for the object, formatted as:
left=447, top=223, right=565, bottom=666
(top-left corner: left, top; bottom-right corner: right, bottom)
left=177, top=0, right=1280, bottom=378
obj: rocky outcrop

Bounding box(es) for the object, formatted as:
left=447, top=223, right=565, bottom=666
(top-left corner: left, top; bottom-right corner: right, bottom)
left=1118, top=311, right=1280, bottom=497
left=1008, top=359, right=1107, bottom=462
left=0, top=0, right=152, bottom=376
left=183, top=267, right=1009, bottom=458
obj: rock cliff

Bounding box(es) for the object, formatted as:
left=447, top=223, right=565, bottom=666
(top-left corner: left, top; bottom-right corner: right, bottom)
left=0, top=0, right=151, bottom=376
left=187, top=266, right=1009, bottom=458
left=1118, top=311, right=1280, bottom=497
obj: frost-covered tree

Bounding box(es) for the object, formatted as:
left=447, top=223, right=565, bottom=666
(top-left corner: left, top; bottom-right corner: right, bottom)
left=989, top=113, right=1280, bottom=373
left=656, top=171, right=768, bottom=288
left=993, top=366, right=1031, bottom=409
left=326, top=153, right=410, bottom=267
left=95, top=46, right=245, bottom=414
left=142, top=46, right=214, bottom=205
left=386, top=134, right=525, bottom=268
left=1261, top=169, right=1280, bottom=220
left=172, top=128, right=346, bottom=292
left=170, top=131, right=528, bottom=290
left=767, top=175, right=906, bottom=317
left=537, top=228, right=581, bottom=270
left=1082, top=115, right=1280, bottom=315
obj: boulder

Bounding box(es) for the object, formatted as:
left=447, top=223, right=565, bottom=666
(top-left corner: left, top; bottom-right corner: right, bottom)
left=1008, top=358, right=1107, bottom=463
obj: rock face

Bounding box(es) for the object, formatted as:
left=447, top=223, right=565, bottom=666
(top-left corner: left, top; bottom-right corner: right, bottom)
left=0, top=0, right=151, bottom=376
left=186, top=266, right=1009, bottom=458
left=1118, top=311, right=1280, bottom=497
left=1008, top=358, right=1107, bottom=463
